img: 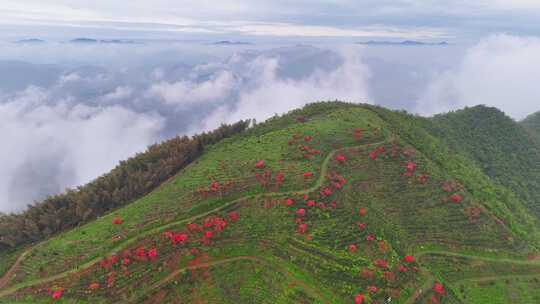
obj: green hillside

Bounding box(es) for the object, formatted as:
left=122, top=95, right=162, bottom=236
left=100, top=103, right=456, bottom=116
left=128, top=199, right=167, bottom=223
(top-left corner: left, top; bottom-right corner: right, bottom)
left=522, top=111, right=540, bottom=142
left=0, top=102, right=539, bottom=304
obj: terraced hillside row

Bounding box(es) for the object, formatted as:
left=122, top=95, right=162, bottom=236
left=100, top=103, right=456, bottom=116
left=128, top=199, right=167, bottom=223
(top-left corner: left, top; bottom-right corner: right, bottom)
left=1, top=102, right=539, bottom=304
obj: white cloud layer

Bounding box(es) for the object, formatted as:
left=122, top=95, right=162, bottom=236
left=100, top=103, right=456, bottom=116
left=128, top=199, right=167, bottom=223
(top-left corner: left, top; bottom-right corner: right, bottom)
left=417, top=34, right=540, bottom=119
left=0, top=86, right=163, bottom=212
left=197, top=46, right=371, bottom=131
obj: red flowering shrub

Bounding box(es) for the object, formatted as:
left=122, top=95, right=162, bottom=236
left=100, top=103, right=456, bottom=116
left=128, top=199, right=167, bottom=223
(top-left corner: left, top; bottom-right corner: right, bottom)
left=354, top=293, right=364, bottom=304
left=134, top=246, right=146, bottom=261
left=335, top=154, right=346, bottom=163
left=367, top=285, right=378, bottom=294
left=373, top=259, right=388, bottom=269
left=147, top=248, right=158, bottom=261
left=173, top=233, right=188, bottom=245
left=303, top=172, right=313, bottom=179
left=450, top=194, right=463, bottom=203
left=285, top=198, right=295, bottom=206
left=433, top=282, right=445, bottom=295
left=89, top=282, right=100, bottom=290
left=357, top=222, right=366, bottom=230
left=297, top=223, right=308, bottom=234
left=348, top=244, right=357, bottom=253
left=403, top=255, right=416, bottom=263
left=406, top=161, right=416, bottom=172
left=255, top=160, right=265, bottom=169
left=296, top=208, right=306, bottom=216
left=51, top=288, right=63, bottom=300
left=365, top=234, right=374, bottom=242
left=358, top=208, right=366, bottom=217
left=228, top=211, right=239, bottom=223
left=274, top=172, right=285, bottom=188
left=112, top=217, right=122, bottom=225
left=209, top=181, right=220, bottom=192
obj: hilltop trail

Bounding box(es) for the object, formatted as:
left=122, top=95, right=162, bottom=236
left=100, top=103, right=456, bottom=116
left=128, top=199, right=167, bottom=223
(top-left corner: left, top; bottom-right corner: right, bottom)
left=0, top=140, right=386, bottom=298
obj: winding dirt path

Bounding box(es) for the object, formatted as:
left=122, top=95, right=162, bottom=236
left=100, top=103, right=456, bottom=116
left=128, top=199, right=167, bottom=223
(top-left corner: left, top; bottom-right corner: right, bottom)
left=130, top=256, right=333, bottom=304
left=0, top=141, right=386, bottom=299
left=403, top=250, right=540, bottom=304
left=0, top=250, right=30, bottom=290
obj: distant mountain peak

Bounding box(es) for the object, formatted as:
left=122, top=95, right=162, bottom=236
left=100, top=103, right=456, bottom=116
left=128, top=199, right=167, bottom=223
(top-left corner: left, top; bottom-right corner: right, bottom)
left=210, top=40, right=253, bottom=45
left=69, top=38, right=137, bottom=44
left=15, top=38, right=45, bottom=44
left=356, top=40, right=449, bottom=46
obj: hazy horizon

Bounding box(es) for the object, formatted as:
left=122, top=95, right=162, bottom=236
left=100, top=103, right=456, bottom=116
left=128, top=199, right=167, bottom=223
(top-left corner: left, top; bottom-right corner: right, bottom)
left=1, top=1, right=540, bottom=212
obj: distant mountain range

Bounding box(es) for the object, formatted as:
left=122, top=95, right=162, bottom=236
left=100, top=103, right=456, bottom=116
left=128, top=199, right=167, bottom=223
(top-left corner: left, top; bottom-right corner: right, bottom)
left=15, top=39, right=46, bottom=44
left=210, top=40, right=253, bottom=45
left=69, top=38, right=138, bottom=44
left=356, top=40, right=449, bottom=46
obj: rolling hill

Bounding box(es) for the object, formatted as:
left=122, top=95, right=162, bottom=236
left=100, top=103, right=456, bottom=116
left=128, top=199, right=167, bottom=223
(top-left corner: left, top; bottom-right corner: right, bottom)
left=0, top=102, right=539, bottom=304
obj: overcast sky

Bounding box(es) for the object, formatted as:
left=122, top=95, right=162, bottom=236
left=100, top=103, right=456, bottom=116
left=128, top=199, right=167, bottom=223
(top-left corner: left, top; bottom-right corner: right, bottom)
left=1, top=1, right=540, bottom=212
left=2, top=0, right=540, bottom=41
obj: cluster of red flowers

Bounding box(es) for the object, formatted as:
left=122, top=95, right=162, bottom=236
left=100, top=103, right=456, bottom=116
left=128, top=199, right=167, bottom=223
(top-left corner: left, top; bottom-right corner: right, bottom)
left=255, top=160, right=265, bottom=169
left=79, top=211, right=240, bottom=294
left=209, top=181, right=220, bottom=192
left=430, top=282, right=446, bottom=303
left=403, top=160, right=417, bottom=177
left=441, top=180, right=465, bottom=204
left=335, top=154, right=346, bottom=163
left=450, top=193, right=463, bottom=203
left=288, top=134, right=322, bottom=160
left=112, top=217, right=122, bottom=225
left=255, top=170, right=286, bottom=190
left=50, top=288, right=62, bottom=300
left=369, top=146, right=386, bottom=161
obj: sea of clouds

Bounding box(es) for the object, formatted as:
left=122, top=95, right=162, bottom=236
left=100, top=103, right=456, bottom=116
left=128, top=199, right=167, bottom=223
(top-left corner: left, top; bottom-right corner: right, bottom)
left=1, top=34, right=539, bottom=212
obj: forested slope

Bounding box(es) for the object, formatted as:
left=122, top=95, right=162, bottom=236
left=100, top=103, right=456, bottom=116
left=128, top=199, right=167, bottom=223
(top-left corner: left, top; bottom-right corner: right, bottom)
left=423, top=106, right=540, bottom=219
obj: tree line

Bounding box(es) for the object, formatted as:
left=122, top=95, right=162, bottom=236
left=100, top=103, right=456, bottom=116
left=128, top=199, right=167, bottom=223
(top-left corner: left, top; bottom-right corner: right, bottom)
left=0, top=120, right=250, bottom=251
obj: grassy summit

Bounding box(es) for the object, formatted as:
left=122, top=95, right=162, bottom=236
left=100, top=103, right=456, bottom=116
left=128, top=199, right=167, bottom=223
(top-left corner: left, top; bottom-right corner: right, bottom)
left=0, top=102, right=539, bottom=304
